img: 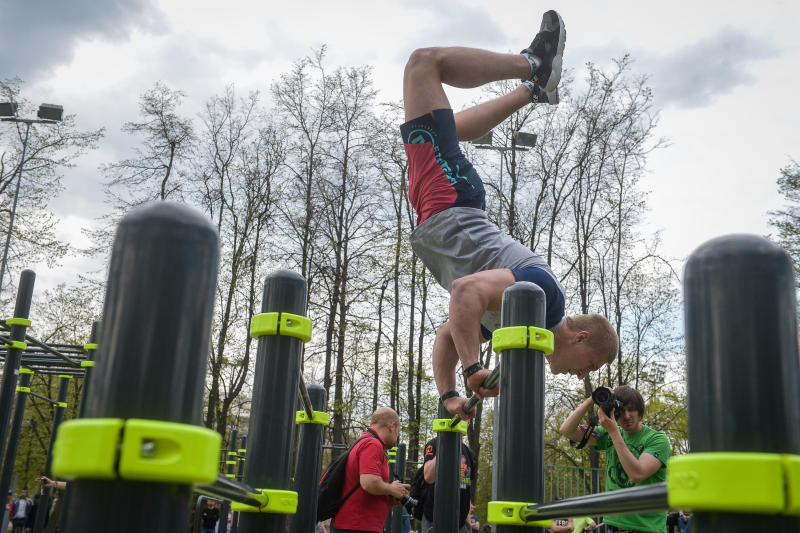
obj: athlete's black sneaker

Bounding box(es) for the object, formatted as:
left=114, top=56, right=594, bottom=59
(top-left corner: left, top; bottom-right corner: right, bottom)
left=524, top=81, right=559, bottom=105
left=521, top=10, right=566, bottom=93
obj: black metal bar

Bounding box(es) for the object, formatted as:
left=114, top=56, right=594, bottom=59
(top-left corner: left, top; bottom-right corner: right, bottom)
left=390, top=442, right=407, bottom=533
left=297, top=373, right=314, bottom=421
left=193, top=495, right=209, bottom=533
left=237, top=270, right=306, bottom=533
left=236, top=435, right=246, bottom=482
left=0, top=270, right=34, bottom=484
left=433, top=401, right=460, bottom=532
left=520, top=483, right=668, bottom=521
left=194, top=474, right=264, bottom=508
left=291, top=383, right=326, bottom=533
left=684, top=234, right=800, bottom=531
left=61, top=202, right=219, bottom=533
left=32, top=375, right=71, bottom=533
left=496, top=282, right=546, bottom=533
left=0, top=369, right=32, bottom=500
left=27, top=390, right=61, bottom=405
left=219, top=428, right=238, bottom=533
left=20, top=334, right=81, bottom=366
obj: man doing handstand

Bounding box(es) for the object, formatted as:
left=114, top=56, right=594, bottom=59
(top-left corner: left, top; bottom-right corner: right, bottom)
left=400, top=10, right=619, bottom=418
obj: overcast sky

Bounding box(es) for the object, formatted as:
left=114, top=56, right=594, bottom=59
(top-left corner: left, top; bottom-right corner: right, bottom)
left=2, top=0, right=798, bottom=292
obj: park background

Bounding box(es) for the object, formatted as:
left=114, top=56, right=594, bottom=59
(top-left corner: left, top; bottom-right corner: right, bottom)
left=1, top=0, right=799, bottom=522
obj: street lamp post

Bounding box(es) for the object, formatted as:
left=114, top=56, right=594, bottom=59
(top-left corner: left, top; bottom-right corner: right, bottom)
left=0, top=102, right=63, bottom=293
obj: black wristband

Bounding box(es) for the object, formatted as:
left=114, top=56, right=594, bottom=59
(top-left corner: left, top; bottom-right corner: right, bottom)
left=440, top=390, right=460, bottom=403
left=463, top=362, right=483, bottom=379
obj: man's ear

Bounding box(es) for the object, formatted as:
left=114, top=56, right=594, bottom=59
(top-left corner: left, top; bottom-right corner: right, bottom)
left=576, top=330, right=590, bottom=343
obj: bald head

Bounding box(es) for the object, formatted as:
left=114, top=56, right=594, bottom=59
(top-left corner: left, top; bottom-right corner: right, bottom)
left=371, top=406, right=399, bottom=428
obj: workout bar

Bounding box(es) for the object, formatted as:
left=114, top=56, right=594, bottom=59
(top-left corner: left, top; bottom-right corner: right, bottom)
left=297, top=373, right=314, bottom=420
left=195, top=474, right=264, bottom=509
left=518, top=483, right=668, bottom=522
left=21, top=334, right=82, bottom=366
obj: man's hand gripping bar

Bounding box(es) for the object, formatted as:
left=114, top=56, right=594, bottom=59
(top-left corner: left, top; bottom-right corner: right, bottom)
left=449, top=366, right=499, bottom=427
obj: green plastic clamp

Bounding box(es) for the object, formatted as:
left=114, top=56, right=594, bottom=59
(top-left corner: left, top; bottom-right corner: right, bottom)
left=668, top=452, right=800, bottom=515
left=226, top=473, right=236, bottom=478
left=80, top=361, right=95, bottom=368
left=226, top=460, right=237, bottom=465
left=58, top=375, right=74, bottom=380
left=56, top=402, right=67, bottom=408
left=228, top=451, right=237, bottom=456
left=432, top=418, right=468, bottom=435
left=83, top=343, right=98, bottom=351
left=19, top=368, right=34, bottom=375
left=250, top=312, right=312, bottom=342
left=15, top=387, right=30, bottom=393
left=52, top=418, right=221, bottom=485
left=492, top=326, right=554, bottom=355
left=231, top=488, right=298, bottom=514
left=238, top=449, right=246, bottom=454
left=295, top=410, right=330, bottom=425
left=4, top=340, right=26, bottom=351
left=487, top=501, right=552, bottom=527
left=6, top=318, right=31, bottom=327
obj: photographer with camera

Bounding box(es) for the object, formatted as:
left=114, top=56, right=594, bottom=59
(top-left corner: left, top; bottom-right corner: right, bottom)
left=418, top=436, right=477, bottom=533
left=559, top=386, right=670, bottom=533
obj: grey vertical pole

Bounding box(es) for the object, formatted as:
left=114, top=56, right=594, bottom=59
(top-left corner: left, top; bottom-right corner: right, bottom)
left=58, top=321, right=100, bottom=533
left=684, top=234, right=800, bottom=531
left=291, top=383, right=327, bottom=533
left=219, top=428, right=238, bottom=533
left=0, top=270, right=35, bottom=474
left=495, top=282, right=546, bottom=533
left=77, top=321, right=100, bottom=418
left=230, top=435, right=246, bottom=533
left=0, top=368, right=33, bottom=500
left=194, top=495, right=209, bottom=533
left=61, top=202, right=219, bottom=533
left=390, top=442, right=407, bottom=533
left=32, top=375, right=71, bottom=533
left=238, top=270, right=306, bottom=533
left=433, top=401, right=460, bottom=532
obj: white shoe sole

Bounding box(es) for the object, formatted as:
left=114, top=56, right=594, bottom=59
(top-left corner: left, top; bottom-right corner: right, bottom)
left=544, top=12, right=566, bottom=93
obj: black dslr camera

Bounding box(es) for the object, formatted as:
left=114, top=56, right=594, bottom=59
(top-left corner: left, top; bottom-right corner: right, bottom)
left=592, top=386, right=623, bottom=418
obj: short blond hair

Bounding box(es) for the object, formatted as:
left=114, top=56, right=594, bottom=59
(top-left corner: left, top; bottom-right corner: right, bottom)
left=568, top=314, right=618, bottom=364
left=370, top=406, right=399, bottom=428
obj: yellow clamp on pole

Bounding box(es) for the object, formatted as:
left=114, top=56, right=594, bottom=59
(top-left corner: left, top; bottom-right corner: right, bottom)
left=83, top=343, right=98, bottom=351
left=487, top=501, right=552, bottom=527
left=15, top=387, right=30, bottom=393
left=56, top=402, right=68, bottom=408
left=238, top=449, right=246, bottom=454
left=250, top=312, right=312, bottom=342
left=226, top=460, right=237, bottom=465
left=5, top=340, right=26, bottom=351
left=432, top=418, right=467, bottom=435
left=58, top=375, right=74, bottom=380
left=226, top=474, right=236, bottom=478
left=231, top=488, right=298, bottom=514
left=667, top=452, right=800, bottom=515
left=295, top=410, right=330, bottom=425
left=19, top=368, right=34, bottom=375
left=5, top=318, right=31, bottom=327
left=228, top=451, right=237, bottom=456
left=492, top=326, right=554, bottom=355
left=80, top=361, right=95, bottom=368
left=52, top=418, right=222, bottom=485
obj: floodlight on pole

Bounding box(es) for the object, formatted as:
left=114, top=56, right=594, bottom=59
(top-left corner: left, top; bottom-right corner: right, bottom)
left=0, top=100, right=64, bottom=294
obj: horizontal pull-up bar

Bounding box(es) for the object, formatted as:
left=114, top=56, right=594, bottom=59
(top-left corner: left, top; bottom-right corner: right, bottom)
left=195, top=473, right=264, bottom=509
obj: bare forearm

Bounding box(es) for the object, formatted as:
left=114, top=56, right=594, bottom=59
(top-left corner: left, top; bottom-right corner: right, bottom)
left=560, top=397, right=593, bottom=440
left=360, top=475, right=396, bottom=496
left=424, top=457, right=437, bottom=483
left=609, top=432, right=646, bottom=483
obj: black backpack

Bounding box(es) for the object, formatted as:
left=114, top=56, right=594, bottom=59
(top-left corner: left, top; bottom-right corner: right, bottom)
left=317, top=432, right=379, bottom=521
left=407, top=465, right=428, bottom=521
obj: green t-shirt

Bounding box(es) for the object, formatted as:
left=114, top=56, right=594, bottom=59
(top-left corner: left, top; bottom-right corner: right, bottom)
left=593, top=424, right=671, bottom=533
left=571, top=517, right=594, bottom=532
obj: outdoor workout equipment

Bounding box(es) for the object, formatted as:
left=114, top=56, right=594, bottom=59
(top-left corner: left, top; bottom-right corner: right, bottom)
left=483, top=235, right=800, bottom=532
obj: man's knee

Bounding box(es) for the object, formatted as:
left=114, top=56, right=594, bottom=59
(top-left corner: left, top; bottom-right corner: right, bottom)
left=405, top=47, right=443, bottom=76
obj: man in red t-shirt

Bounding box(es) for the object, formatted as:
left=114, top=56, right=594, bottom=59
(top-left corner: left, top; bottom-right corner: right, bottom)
left=331, top=407, right=410, bottom=533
